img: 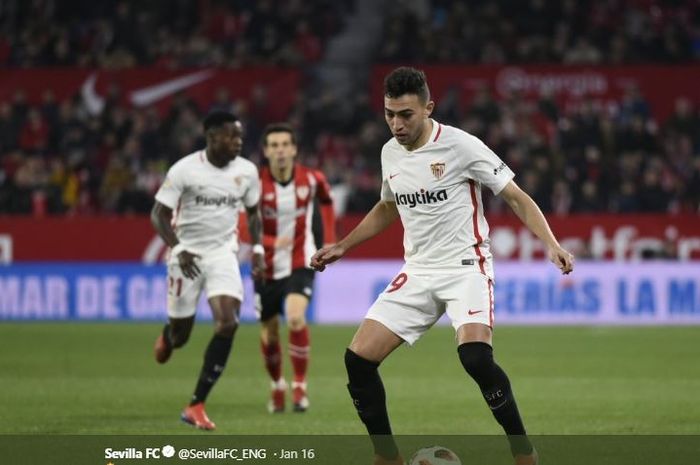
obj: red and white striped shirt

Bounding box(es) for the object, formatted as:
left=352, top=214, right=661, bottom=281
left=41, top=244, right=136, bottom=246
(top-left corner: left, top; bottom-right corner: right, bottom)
left=260, top=165, right=336, bottom=280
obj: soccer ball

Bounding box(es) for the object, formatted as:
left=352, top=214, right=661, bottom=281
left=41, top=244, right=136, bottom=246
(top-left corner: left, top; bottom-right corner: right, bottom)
left=408, top=446, right=462, bottom=465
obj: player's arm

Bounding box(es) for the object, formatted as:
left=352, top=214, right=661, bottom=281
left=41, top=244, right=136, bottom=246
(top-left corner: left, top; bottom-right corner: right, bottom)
left=245, top=203, right=265, bottom=280
left=150, top=200, right=201, bottom=279
left=499, top=180, right=574, bottom=274
left=313, top=169, right=337, bottom=246
left=310, top=200, right=399, bottom=271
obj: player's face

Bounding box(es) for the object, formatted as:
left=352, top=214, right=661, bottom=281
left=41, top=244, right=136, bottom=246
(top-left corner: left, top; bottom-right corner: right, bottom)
left=263, top=131, right=297, bottom=170
left=384, top=94, right=434, bottom=147
left=210, top=121, right=244, bottom=161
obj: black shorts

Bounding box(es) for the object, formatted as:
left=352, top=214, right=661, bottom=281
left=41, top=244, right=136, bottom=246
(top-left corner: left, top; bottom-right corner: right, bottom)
left=254, top=268, right=315, bottom=321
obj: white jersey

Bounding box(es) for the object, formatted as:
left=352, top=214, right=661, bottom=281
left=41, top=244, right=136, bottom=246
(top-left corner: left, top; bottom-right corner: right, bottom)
left=155, top=150, right=260, bottom=255
left=380, top=119, right=514, bottom=279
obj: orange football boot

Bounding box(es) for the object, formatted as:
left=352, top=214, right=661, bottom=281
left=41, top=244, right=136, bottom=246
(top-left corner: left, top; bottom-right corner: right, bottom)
left=181, top=403, right=216, bottom=431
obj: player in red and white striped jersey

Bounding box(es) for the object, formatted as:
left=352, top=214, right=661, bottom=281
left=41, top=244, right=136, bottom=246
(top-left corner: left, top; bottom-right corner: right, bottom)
left=255, top=123, right=336, bottom=413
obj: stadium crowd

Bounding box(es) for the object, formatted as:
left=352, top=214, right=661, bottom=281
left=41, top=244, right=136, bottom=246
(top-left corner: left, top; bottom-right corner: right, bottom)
left=0, top=0, right=347, bottom=68
left=0, top=0, right=699, bottom=216
left=379, top=0, right=700, bottom=64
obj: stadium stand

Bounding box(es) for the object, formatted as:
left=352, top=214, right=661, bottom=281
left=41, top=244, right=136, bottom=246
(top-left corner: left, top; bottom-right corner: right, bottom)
left=0, top=0, right=698, bottom=216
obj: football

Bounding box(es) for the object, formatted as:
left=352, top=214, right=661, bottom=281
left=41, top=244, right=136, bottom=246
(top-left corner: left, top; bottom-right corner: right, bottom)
left=408, top=446, right=462, bottom=465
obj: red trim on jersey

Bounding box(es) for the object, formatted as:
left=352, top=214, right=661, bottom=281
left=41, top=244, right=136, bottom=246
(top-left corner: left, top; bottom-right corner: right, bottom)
left=291, top=167, right=309, bottom=271
left=469, top=180, right=486, bottom=274
left=199, top=151, right=204, bottom=163
left=260, top=167, right=277, bottom=279
left=433, top=123, right=442, bottom=142
left=488, top=279, right=494, bottom=328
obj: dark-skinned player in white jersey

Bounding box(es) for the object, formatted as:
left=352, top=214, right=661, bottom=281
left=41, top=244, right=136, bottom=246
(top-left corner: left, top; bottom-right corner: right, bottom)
left=311, top=68, right=573, bottom=465
left=151, top=111, right=265, bottom=431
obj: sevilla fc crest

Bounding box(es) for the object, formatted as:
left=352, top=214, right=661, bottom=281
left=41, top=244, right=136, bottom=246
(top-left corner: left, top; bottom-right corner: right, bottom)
left=430, top=162, right=446, bottom=180
left=296, top=185, right=309, bottom=200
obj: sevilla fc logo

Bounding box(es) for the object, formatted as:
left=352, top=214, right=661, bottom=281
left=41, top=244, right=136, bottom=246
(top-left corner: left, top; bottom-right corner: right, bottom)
left=296, top=186, right=309, bottom=200
left=430, top=162, right=446, bottom=180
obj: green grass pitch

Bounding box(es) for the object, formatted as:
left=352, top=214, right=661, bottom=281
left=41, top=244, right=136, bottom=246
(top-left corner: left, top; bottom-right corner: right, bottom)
left=1, top=323, right=699, bottom=434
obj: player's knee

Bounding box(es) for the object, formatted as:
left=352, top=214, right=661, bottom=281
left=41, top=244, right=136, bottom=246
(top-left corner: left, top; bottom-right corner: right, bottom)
left=262, top=319, right=280, bottom=344
left=344, top=349, right=387, bottom=423
left=171, top=328, right=191, bottom=348
left=215, top=319, right=238, bottom=337
left=287, top=315, right=306, bottom=330
left=457, top=342, right=494, bottom=379
left=345, top=348, right=379, bottom=386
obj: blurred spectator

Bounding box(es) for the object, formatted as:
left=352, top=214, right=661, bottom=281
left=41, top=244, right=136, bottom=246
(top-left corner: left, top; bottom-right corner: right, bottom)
left=638, top=167, right=672, bottom=212
left=379, top=0, right=699, bottom=64
left=19, top=108, right=49, bottom=153
left=0, top=0, right=345, bottom=68
left=0, top=0, right=699, bottom=216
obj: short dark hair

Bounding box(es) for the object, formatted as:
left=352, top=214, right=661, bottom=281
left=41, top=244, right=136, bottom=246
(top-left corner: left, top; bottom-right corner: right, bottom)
left=203, top=111, right=238, bottom=132
left=261, top=122, right=296, bottom=146
left=384, top=67, right=430, bottom=102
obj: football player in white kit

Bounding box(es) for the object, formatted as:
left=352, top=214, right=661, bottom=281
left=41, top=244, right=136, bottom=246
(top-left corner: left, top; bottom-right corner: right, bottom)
left=151, top=111, right=265, bottom=431
left=311, top=68, right=574, bottom=465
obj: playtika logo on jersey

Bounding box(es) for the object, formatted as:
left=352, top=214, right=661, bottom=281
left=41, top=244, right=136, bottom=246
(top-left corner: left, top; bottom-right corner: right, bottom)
left=195, top=195, right=238, bottom=207
left=395, top=188, right=448, bottom=208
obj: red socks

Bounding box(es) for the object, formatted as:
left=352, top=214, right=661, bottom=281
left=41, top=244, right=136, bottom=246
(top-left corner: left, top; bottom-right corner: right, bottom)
left=261, top=327, right=310, bottom=383
left=288, top=327, right=310, bottom=383
left=260, top=339, right=282, bottom=382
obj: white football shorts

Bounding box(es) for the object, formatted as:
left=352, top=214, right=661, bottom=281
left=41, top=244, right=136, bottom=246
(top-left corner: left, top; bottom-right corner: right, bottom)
left=166, top=248, right=244, bottom=318
left=365, top=266, right=494, bottom=346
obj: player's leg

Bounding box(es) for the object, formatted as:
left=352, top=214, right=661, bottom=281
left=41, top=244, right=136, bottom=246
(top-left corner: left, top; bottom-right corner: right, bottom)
left=260, top=314, right=286, bottom=412
left=181, top=252, right=243, bottom=431
left=181, top=294, right=240, bottom=430
left=155, top=262, right=203, bottom=364
left=285, top=293, right=311, bottom=411
left=256, top=279, right=287, bottom=412
left=155, top=316, right=195, bottom=363
left=346, top=319, right=404, bottom=464
left=348, top=269, right=436, bottom=465
left=445, top=273, right=537, bottom=464
left=457, top=324, right=536, bottom=464
left=284, top=269, right=315, bottom=412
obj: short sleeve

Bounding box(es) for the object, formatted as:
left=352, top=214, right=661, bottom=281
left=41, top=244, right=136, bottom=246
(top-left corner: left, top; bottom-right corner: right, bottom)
left=380, top=177, right=394, bottom=201
left=379, top=150, right=394, bottom=202
left=312, top=169, right=333, bottom=205
left=155, top=163, right=184, bottom=209
left=243, top=164, right=261, bottom=208
left=461, top=134, right=514, bottom=195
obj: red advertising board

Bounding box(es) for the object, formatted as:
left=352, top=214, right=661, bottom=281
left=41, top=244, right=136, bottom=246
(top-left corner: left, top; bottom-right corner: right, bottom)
left=372, top=65, right=700, bottom=122
left=0, top=214, right=698, bottom=262
left=0, top=68, right=300, bottom=120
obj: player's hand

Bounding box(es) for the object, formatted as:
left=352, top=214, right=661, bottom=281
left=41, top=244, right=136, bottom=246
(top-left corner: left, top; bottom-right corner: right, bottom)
left=252, top=250, right=266, bottom=282
left=548, top=245, right=574, bottom=275
left=310, top=243, right=346, bottom=272
left=177, top=250, right=202, bottom=279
